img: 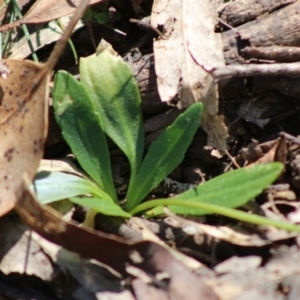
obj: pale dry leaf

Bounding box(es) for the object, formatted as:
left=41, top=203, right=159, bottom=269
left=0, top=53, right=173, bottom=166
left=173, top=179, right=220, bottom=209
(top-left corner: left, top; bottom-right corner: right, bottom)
left=10, top=17, right=84, bottom=59
left=0, top=0, right=104, bottom=32
left=151, top=0, right=228, bottom=150
left=214, top=256, right=262, bottom=274
left=38, top=158, right=85, bottom=177
left=164, top=211, right=297, bottom=247
left=127, top=217, right=202, bottom=271
left=203, top=247, right=300, bottom=300
left=0, top=0, right=90, bottom=217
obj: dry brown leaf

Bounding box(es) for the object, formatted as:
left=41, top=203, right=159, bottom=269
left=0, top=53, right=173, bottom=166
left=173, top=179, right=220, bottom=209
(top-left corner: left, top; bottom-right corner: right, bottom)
left=0, top=0, right=89, bottom=217
left=151, top=0, right=228, bottom=151
left=16, top=178, right=218, bottom=299
left=126, top=217, right=202, bottom=271
left=10, top=17, right=84, bottom=59
left=0, top=0, right=103, bottom=32
left=164, top=211, right=297, bottom=247
left=0, top=215, right=54, bottom=280
left=0, top=215, right=128, bottom=298
left=247, top=136, right=287, bottom=167
left=0, top=60, right=49, bottom=216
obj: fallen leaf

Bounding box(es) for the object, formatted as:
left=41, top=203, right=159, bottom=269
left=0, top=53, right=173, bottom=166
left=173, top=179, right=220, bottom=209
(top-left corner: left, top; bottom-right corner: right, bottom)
left=247, top=136, right=287, bottom=167
left=164, top=210, right=297, bottom=247
left=0, top=60, right=49, bottom=216
left=0, top=0, right=104, bottom=32
left=0, top=0, right=89, bottom=217
left=16, top=176, right=131, bottom=274
left=214, top=256, right=262, bottom=274
left=202, top=246, right=300, bottom=300
left=151, top=0, right=228, bottom=150
left=0, top=215, right=54, bottom=280
left=0, top=214, right=129, bottom=298
left=10, top=16, right=85, bottom=60
left=16, top=177, right=218, bottom=299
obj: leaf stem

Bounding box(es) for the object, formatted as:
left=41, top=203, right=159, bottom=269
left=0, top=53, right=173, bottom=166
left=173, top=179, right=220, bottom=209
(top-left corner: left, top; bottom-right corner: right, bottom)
left=56, top=19, right=78, bottom=64
left=12, top=0, right=39, bottom=62
left=130, top=199, right=300, bottom=233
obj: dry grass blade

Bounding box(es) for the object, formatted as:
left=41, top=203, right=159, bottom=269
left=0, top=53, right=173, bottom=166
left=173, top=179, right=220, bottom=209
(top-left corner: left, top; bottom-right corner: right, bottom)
left=0, top=0, right=89, bottom=217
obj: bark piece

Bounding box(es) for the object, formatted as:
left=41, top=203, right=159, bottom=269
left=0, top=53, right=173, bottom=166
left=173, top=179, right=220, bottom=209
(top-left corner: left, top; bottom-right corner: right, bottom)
left=218, top=0, right=296, bottom=27
left=222, top=1, right=300, bottom=65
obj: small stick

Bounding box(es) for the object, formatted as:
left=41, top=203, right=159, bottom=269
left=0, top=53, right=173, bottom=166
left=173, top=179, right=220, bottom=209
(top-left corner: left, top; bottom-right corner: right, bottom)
left=208, top=62, right=300, bottom=80
left=130, top=18, right=164, bottom=38
left=279, top=132, right=300, bottom=147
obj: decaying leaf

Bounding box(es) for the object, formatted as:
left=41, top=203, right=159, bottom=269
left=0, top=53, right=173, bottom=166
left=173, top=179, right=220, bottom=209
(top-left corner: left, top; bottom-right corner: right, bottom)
left=202, top=246, right=300, bottom=300
left=0, top=60, right=49, bottom=217
left=0, top=215, right=54, bottom=280
left=16, top=177, right=218, bottom=299
left=164, top=211, right=297, bottom=247
left=10, top=16, right=85, bottom=59
left=0, top=214, right=129, bottom=298
left=0, top=0, right=89, bottom=217
left=0, top=0, right=104, bottom=32
left=151, top=0, right=228, bottom=150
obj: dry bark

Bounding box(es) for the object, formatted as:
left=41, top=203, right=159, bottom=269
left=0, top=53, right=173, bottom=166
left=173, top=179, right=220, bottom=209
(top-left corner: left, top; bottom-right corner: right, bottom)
left=221, top=0, right=300, bottom=65
left=218, top=0, right=296, bottom=27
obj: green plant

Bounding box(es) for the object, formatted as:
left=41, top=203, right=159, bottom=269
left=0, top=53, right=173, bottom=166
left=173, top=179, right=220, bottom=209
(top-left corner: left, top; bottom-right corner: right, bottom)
left=33, top=42, right=298, bottom=232
left=84, top=6, right=109, bottom=25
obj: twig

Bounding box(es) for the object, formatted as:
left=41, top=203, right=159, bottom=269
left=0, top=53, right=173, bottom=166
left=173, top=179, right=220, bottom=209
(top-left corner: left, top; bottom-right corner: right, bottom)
left=208, top=62, right=300, bottom=80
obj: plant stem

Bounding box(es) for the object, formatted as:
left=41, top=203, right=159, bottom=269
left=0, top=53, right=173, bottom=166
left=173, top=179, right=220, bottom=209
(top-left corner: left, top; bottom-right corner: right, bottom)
left=130, top=199, right=300, bottom=233
left=56, top=19, right=78, bottom=64
left=12, top=0, right=39, bottom=62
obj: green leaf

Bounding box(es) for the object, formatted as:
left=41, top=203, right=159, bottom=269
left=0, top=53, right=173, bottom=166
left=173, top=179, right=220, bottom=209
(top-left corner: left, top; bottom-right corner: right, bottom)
left=69, top=197, right=131, bottom=217
left=80, top=43, right=144, bottom=181
left=52, top=71, right=117, bottom=201
left=135, top=162, right=283, bottom=216
left=33, top=171, right=108, bottom=204
left=126, top=103, right=202, bottom=211
left=95, top=12, right=108, bottom=24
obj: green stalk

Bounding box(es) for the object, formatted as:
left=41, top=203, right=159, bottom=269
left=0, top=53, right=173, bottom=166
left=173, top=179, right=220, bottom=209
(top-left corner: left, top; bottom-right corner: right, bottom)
left=130, top=199, right=300, bottom=233
left=56, top=19, right=78, bottom=64
left=12, top=0, right=38, bottom=62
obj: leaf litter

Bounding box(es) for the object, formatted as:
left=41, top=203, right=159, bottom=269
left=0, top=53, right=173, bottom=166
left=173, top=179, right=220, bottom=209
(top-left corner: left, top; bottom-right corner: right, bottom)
left=151, top=0, right=228, bottom=152
left=0, top=0, right=90, bottom=217
left=2, top=0, right=300, bottom=299
left=0, top=0, right=105, bottom=32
